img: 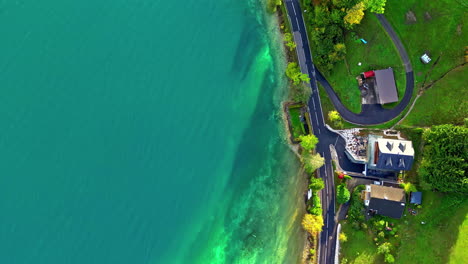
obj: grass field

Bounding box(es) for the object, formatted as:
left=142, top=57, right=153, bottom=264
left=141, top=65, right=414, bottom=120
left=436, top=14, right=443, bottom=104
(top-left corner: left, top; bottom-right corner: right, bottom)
left=395, top=192, right=468, bottom=263
left=322, top=13, right=405, bottom=114
left=289, top=106, right=306, bottom=140
left=385, top=0, right=468, bottom=88
left=340, top=191, right=468, bottom=264
left=401, top=65, right=468, bottom=127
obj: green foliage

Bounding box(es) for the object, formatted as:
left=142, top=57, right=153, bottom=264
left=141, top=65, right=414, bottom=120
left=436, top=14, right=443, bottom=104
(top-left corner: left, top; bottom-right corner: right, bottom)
left=337, top=183, right=351, bottom=204
left=348, top=185, right=365, bottom=222
left=290, top=83, right=312, bottom=103
left=364, top=0, right=386, bottom=14
left=302, top=153, right=325, bottom=174
left=384, top=253, right=395, bottom=263
left=377, top=242, right=392, bottom=255
left=309, top=248, right=316, bottom=256
left=328, top=110, right=344, bottom=128
left=284, top=33, right=297, bottom=51
left=266, top=0, right=281, bottom=13
left=289, top=107, right=306, bottom=139
left=303, top=1, right=348, bottom=72
left=344, top=2, right=365, bottom=27
left=400, top=182, right=417, bottom=194
left=309, top=177, right=325, bottom=191
left=285, top=62, right=310, bottom=85
left=339, top=232, right=348, bottom=242
left=299, top=134, right=319, bottom=151
left=419, top=125, right=468, bottom=193
left=308, top=192, right=322, bottom=216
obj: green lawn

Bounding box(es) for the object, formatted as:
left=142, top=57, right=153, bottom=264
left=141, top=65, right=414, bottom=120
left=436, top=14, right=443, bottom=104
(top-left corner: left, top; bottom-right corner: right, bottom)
left=401, top=65, right=468, bottom=127
left=449, top=213, right=468, bottom=264
left=340, top=191, right=468, bottom=264
left=395, top=192, right=468, bottom=263
left=321, top=13, right=405, bottom=114
left=385, top=0, right=468, bottom=88
left=289, top=106, right=306, bottom=140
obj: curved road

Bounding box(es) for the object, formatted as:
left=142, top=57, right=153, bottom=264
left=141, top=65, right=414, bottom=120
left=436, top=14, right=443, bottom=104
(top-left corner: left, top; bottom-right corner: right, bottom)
left=283, top=1, right=414, bottom=263
left=316, top=14, right=414, bottom=125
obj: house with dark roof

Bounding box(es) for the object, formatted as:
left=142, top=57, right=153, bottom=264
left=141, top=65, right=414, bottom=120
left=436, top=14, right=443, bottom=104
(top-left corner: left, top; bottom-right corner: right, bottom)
left=363, top=184, right=406, bottom=219
left=367, top=136, right=415, bottom=172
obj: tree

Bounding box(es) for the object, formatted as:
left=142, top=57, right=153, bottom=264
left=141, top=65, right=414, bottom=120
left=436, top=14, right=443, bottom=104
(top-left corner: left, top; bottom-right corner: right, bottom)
left=344, top=2, right=366, bottom=27
left=299, top=134, right=319, bottom=151
left=377, top=242, right=392, bottom=255
left=285, top=62, right=310, bottom=85
left=284, top=33, right=297, bottom=51
left=302, top=213, right=324, bottom=235
left=400, top=182, right=417, bottom=194
left=419, top=125, right=468, bottom=193
left=384, top=253, right=395, bottom=263
left=339, top=232, right=348, bottom=242
left=309, top=177, right=325, bottom=191
left=365, top=0, right=387, bottom=14
left=302, top=153, right=325, bottom=173
left=337, top=183, right=351, bottom=204
left=328, top=110, right=343, bottom=128
left=266, top=0, right=282, bottom=13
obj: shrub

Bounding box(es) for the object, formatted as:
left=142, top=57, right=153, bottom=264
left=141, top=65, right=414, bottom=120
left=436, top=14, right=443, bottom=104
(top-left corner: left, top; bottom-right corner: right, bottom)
left=309, top=177, right=325, bottom=191
left=339, top=232, right=348, bottom=242
left=384, top=253, right=395, bottom=263
left=309, top=249, right=315, bottom=256
left=337, top=183, right=351, bottom=204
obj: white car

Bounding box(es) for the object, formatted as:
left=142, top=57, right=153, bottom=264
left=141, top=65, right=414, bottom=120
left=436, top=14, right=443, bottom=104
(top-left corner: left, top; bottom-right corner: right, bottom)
left=373, top=181, right=381, bottom=185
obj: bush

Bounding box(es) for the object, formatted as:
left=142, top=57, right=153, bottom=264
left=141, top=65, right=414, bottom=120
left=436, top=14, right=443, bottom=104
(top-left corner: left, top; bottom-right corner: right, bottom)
left=337, top=183, right=351, bottom=204
left=348, top=185, right=365, bottom=222
left=309, top=177, right=325, bottom=191
left=339, top=232, right=348, bottom=242
left=384, top=253, right=395, bottom=263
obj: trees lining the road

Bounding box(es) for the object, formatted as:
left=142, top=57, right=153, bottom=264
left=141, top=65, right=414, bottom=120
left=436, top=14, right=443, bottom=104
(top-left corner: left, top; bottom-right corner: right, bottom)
left=299, top=134, right=319, bottom=152
left=285, top=62, right=310, bottom=85
left=302, top=213, right=324, bottom=236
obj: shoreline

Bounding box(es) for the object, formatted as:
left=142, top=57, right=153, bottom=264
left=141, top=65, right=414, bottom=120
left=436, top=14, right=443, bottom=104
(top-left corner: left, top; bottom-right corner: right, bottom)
left=265, top=2, right=315, bottom=263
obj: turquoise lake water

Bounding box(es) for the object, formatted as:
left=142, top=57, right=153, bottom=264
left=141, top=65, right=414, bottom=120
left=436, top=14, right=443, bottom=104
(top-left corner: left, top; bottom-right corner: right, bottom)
left=0, top=0, right=305, bottom=263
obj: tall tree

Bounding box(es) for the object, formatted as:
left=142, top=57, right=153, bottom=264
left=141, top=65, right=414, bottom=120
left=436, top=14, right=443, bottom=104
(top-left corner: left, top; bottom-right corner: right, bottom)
left=285, top=62, right=310, bottom=85
left=419, top=125, right=468, bottom=193
left=303, top=153, right=325, bottom=173
left=299, top=134, right=319, bottom=151
left=302, top=214, right=324, bottom=235
left=365, top=0, right=387, bottom=14
left=344, top=2, right=366, bottom=27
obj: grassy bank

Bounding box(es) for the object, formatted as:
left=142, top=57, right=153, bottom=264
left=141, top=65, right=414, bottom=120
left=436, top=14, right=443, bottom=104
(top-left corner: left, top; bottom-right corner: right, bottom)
left=385, top=0, right=467, bottom=88
left=401, top=65, right=468, bottom=127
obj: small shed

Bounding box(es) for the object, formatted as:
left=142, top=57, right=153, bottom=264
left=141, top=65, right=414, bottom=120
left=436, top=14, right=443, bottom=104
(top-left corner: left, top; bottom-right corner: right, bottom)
left=410, top=191, right=422, bottom=205
left=421, top=53, right=431, bottom=64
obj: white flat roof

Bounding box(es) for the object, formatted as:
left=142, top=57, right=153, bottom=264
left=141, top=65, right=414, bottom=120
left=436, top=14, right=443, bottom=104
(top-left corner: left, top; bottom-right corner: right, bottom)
left=377, top=138, right=414, bottom=156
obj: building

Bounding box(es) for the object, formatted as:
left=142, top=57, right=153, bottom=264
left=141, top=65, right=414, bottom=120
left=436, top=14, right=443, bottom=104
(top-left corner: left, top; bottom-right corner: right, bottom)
left=410, top=191, right=422, bottom=205
left=360, top=68, right=398, bottom=105
left=421, top=53, right=431, bottom=64
left=367, top=135, right=415, bottom=172
left=363, top=184, right=406, bottom=219
left=374, top=69, right=398, bottom=104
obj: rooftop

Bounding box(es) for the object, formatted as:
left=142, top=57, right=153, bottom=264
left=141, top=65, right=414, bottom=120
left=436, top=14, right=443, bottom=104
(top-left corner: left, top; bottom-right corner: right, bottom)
left=374, top=68, right=398, bottom=104
left=377, top=138, right=414, bottom=156
left=369, top=184, right=405, bottom=202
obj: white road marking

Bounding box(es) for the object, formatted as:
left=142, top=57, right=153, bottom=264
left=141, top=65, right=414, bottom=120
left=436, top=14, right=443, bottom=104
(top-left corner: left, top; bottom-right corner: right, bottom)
left=318, top=127, right=321, bottom=134
left=292, top=4, right=296, bottom=15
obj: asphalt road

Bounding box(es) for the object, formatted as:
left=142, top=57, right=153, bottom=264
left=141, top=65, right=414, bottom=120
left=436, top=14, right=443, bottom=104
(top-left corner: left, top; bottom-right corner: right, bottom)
left=283, top=1, right=414, bottom=263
